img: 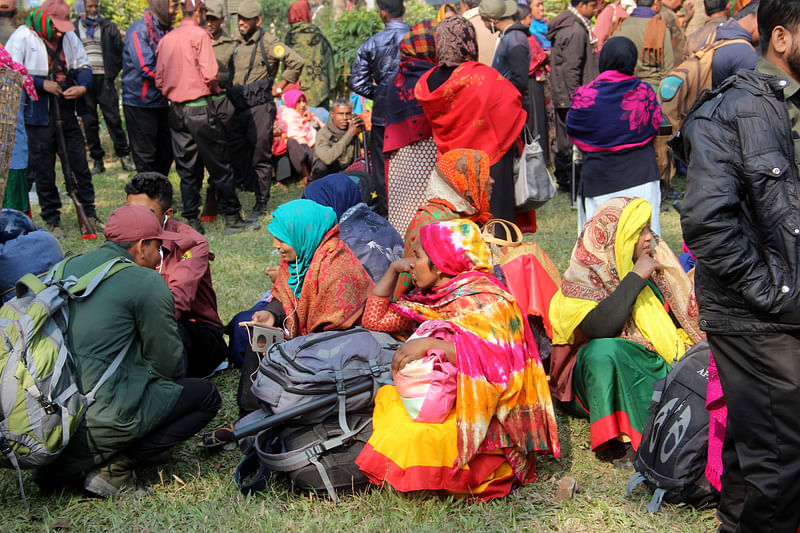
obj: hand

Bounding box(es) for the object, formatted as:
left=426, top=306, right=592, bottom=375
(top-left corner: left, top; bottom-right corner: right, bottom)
left=391, top=258, right=414, bottom=275
left=683, top=0, right=694, bottom=25
left=392, top=338, right=434, bottom=373
left=632, top=253, right=663, bottom=281
left=62, top=86, right=87, bottom=100
left=265, top=266, right=279, bottom=283
left=346, top=115, right=364, bottom=137
left=251, top=310, right=276, bottom=327
left=43, top=80, right=63, bottom=96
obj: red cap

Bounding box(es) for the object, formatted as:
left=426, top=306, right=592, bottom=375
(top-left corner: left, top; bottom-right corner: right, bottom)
left=41, top=0, right=75, bottom=33
left=103, top=205, right=183, bottom=243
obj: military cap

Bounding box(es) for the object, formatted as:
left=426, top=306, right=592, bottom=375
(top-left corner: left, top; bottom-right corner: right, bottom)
left=205, top=0, right=225, bottom=16
left=234, top=0, right=262, bottom=18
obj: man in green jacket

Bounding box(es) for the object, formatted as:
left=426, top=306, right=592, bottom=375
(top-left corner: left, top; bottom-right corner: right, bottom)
left=33, top=205, right=221, bottom=497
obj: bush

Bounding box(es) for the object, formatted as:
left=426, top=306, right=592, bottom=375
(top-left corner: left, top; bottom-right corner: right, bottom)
left=404, top=0, right=436, bottom=26
left=321, top=7, right=383, bottom=96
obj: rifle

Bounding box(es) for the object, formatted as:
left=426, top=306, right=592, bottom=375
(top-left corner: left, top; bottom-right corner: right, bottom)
left=361, top=127, right=370, bottom=176
left=50, top=89, right=96, bottom=239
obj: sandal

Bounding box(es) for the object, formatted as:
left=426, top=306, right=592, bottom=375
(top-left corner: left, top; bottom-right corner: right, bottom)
left=199, top=422, right=235, bottom=449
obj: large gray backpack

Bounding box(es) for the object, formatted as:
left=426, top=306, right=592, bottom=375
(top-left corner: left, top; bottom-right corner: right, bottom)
left=236, top=327, right=399, bottom=500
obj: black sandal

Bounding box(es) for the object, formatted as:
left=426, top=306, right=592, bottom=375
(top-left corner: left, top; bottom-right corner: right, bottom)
left=199, top=422, right=235, bottom=449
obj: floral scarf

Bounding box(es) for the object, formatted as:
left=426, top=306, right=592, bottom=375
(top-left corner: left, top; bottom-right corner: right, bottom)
left=566, top=69, right=662, bottom=153
left=272, top=225, right=372, bottom=338
left=384, top=20, right=436, bottom=153
left=392, top=220, right=560, bottom=482
left=434, top=15, right=477, bottom=67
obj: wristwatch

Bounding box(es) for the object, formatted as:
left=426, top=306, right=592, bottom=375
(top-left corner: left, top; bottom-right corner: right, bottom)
left=276, top=86, right=283, bottom=95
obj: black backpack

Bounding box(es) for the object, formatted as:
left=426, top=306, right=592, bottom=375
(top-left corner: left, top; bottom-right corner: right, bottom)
left=627, top=339, right=720, bottom=512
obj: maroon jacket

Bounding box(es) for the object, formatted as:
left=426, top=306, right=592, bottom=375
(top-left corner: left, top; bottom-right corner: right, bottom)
left=159, top=218, right=222, bottom=328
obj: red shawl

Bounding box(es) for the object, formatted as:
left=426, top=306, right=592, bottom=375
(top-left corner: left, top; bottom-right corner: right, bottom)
left=415, top=61, right=527, bottom=165
left=272, top=227, right=372, bottom=338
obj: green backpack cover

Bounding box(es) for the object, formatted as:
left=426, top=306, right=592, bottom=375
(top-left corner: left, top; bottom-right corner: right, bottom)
left=0, top=256, right=134, bottom=509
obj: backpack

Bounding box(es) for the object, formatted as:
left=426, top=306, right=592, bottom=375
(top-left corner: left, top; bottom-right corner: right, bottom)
left=627, top=339, right=720, bottom=512
left=658, top=37, right=750, bottom=132
left=0, top=256, right=134, bottom=510
left=235, top=328, right=399, bottom=500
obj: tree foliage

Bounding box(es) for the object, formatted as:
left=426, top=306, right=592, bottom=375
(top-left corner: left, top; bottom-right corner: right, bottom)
left=321, top=7, right=383, bottom=96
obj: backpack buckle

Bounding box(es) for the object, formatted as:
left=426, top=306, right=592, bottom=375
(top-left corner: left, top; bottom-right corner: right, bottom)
left=38, top=397, right=58, bottom=415
left=304, top=443, right=326, bottom=461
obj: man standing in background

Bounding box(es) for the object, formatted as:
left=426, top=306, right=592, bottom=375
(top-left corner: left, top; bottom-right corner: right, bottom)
left=73, top=0, right=134, bottom=175
left=0, top=1, right=16, bottom=44
left=349, top=0, right=409, bottom=217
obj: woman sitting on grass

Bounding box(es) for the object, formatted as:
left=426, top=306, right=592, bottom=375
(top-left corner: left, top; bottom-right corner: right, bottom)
left=233, top=199, right=372, bottom=417
left=548, top=197, right=703, bottom=466
left=276, top=89, right=324, bottom=185
left=357, top=219, right=559, bottom=501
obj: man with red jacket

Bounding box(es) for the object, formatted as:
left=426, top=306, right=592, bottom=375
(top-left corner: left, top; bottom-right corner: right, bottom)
left=125, top=172, right=227, bottom=377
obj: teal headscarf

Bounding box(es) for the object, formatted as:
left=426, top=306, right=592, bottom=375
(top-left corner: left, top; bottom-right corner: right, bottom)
left=268, top=199, right=337, bottom=296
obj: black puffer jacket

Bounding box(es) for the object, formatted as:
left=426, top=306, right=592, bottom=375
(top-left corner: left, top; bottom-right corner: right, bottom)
left=675, top=68, right=800, bottom=334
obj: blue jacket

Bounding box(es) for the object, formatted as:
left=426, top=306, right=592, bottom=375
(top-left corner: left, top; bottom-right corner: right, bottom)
left=349, top=20, right=410, bottom=127
left=711, top=19, right=757, bottom=89
left=121, top=13, right=168, bottom=107
left=493, top=23, right=531, bottom=98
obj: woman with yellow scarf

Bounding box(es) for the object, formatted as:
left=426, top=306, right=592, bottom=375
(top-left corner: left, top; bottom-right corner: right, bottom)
left=548, top=197, right=703, bottom=463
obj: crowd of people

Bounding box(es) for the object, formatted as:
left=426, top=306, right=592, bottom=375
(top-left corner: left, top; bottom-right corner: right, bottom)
left=1, top=0, right=799, bottom=530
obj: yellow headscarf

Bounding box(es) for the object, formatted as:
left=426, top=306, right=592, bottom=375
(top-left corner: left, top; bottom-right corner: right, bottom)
left=549, top=197, right=699, bottom=364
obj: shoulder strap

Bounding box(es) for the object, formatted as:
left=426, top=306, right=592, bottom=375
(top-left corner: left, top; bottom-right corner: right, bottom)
left=67, top=257, right=136, bottom=298
left=242, top=28, right=264, bottom=85
left=84, top=336, right=133, bottom=406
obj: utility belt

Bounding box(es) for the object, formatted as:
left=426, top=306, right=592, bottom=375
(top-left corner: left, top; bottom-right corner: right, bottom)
left=227, top=77, right=273, bottom=109
left=176, top=94, right=227, bottom=108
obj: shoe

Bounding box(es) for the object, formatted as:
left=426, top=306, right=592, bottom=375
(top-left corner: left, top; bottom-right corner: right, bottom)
left=186, top=217, right=205, bottom=235
left=91, top=158, right=106, bottom=175
left=89, top=216, right=105, bottom=232
left=84, top=454, right=138, bottom=498
left=120, top=154, right=135, bottom=172
left=224, top=213, right=260, bottom=235
left=665, top=187, right=684, bottom=201
left=245, top=202, right=266, bottom=223
left=45, top=222, right=65, bottom=239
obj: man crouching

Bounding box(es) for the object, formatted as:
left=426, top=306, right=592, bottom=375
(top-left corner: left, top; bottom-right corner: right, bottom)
left=33, top=205, right=221, bottom=497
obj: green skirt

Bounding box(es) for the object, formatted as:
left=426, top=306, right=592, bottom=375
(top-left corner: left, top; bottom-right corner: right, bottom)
left=2, top=169, right=30, bottom=213
left=569, top=337, right=670, bottom=451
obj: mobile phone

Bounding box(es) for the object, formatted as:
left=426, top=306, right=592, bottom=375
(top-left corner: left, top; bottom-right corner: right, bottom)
left=240, top=322, right=285, bottom=352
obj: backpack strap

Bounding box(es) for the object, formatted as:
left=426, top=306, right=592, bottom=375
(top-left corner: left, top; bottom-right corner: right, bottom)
left=67, top=257, right=136, bottom=298
left=647, top=487, right=667, bottom=513
left=84, top=336, right=134, bottom=406
left=234, top=449, right=270, bottom=493
left=255, top=417, right=371, bottom=501
left=626, top=471, right=647, bottom=497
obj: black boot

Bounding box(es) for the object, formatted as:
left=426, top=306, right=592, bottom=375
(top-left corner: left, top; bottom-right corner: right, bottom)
left=186, top=217, right=205, bottom=235
left=224, top=213, right=260, bottom=235
left=91, top=158, right=106, bottom=175
left=245, top=202, right=266, bottom=223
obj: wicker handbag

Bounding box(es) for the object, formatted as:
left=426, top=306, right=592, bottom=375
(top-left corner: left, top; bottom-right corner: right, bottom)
left=481, top=219, right=524, bottom=265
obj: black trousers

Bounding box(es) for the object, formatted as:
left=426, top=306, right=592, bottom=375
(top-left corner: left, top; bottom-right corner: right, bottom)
left=123, top=104, right=173, bottom=176
left=177, top=319, right=227, bottom=378
left=368, top=124, right=387, bottom=216
left=554, top=107, right=579, bottom=191
left=708, top=332, right=800, bottom=533
left=26, top=103, right=97, bottom=225
left=489, top=146, right=516, bottom=223
left=228, top=101, right=275, bottom=204
left=169, top=101, right=241, bottom=219
left=125, top=378, right=221, bottom=465
left=237, top=346, right=262, bottom=416
left=80, top=75, right=130, bottom=160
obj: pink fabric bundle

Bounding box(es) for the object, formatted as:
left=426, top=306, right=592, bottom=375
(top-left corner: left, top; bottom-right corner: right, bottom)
left=393, top=320, right=457, bottom=423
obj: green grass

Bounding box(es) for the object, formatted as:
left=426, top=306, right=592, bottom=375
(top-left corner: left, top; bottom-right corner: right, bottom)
left=1, top=162, right=713, bottom=532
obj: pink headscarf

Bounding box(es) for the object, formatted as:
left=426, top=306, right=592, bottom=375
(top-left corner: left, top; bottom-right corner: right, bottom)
left=282, top=89, right=306, bottom=109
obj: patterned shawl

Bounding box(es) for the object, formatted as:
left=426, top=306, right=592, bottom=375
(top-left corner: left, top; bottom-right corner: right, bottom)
left=566, top=69, right=662, bottom=153
left=384, top=20, right=437, bottom=153
left=434, top=15, right=477, bottom=67
left=272, top=226, right=372, bottom=338
left=416, top=61, right=526, bottom=165
left=285, top=21, right=336, bottom=108
left=392, top=220, right=560, bottom=482
left=550, top=197, right=703, bottom=361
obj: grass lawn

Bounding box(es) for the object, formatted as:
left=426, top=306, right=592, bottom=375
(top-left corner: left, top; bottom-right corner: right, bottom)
left=1, top=161, right=716, bottom=532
